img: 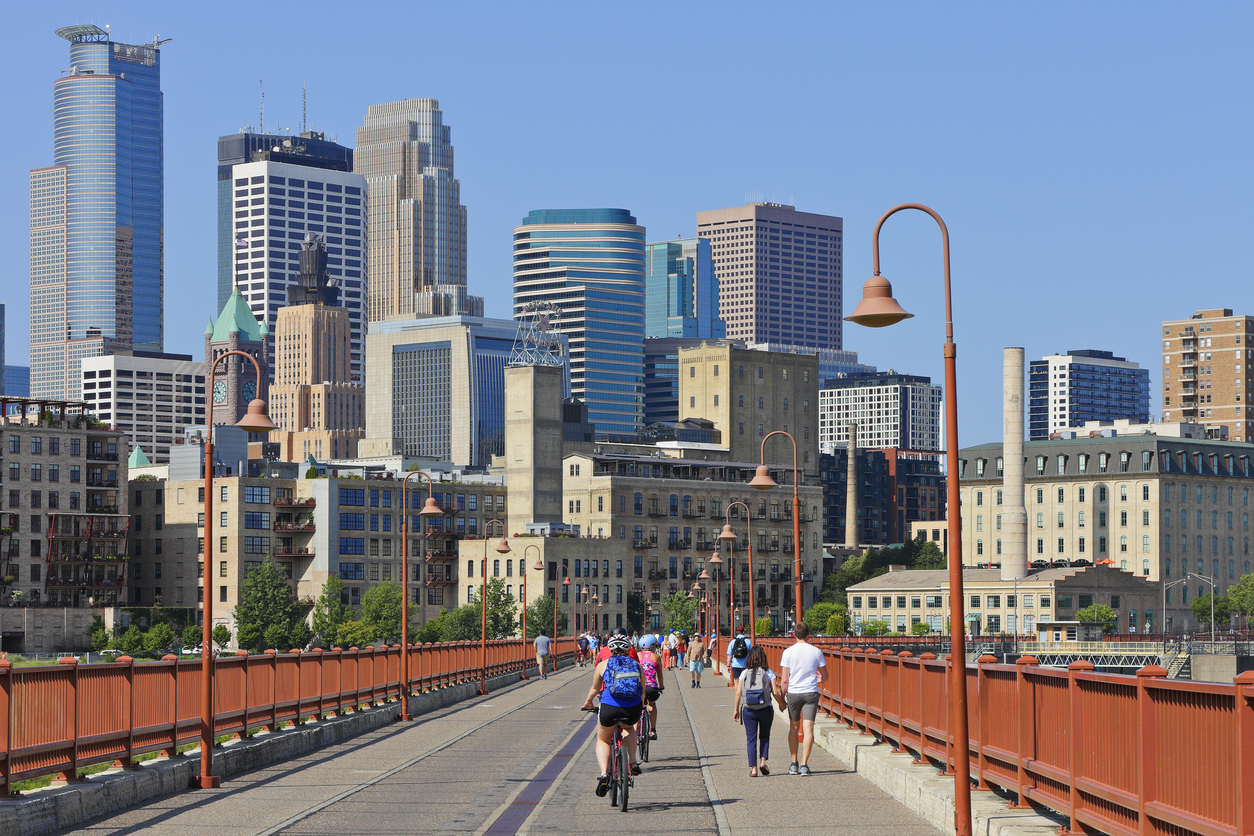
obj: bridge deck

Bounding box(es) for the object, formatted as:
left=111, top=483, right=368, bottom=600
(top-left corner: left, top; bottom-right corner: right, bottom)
left=66, top=664, right=939, bottom=836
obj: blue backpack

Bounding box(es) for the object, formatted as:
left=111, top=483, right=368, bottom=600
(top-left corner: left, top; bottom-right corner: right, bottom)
left=603, top=655, right=641, bottom=701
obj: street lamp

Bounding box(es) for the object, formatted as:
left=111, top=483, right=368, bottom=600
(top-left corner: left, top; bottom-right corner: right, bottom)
left=844, top=203, right=971, bottom=836
left=706, top=549, right=723, bottom=669
left=478, top=520, right=511, bottom=695
left=749, top=434, right=804, bottom=629
left=399, top=472, right=442, bottom=719
left=1163, top=576, right=1189, bottom=639
left=196, top=350, right=276, bottom=789
left=1188, top=572, right=1218, bottom=646
left=720, top=501, right=758, bottom=641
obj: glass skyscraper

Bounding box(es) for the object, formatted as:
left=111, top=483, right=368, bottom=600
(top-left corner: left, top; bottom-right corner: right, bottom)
left=644, top=238, right=725, bottom=339
left=1029, top=349, right=1151, bottom=440
left=513, top=209, right=646, bottom=436
left=31, top=25, right=165, bottom=399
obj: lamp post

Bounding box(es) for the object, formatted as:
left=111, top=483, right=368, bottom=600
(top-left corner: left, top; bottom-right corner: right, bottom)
left=399, top=471, right=442, bottom=720
left=749, top=434, right=804, bottom=630
left=844, top=202, right=970, bottom=836
left=719, top=501, right=757, bottom=641
left=1163, top=576, right=1188, bottom=640
left=196, top=350, right=276, bottom=789
left=1188, top=573, right=1218, bottom=646
left=479, top=520, right=511, bottom=695
left=705, top=552, right=722, bottom=666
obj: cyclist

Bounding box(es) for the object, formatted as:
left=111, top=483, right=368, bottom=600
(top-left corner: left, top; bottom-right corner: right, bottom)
left=577, top=633, right=590, bottom=666
left=638, top=633, right=664, bottom=740
left=596, top=626, right=639, bottom=664
left=581, top=633, right=643, bottom=795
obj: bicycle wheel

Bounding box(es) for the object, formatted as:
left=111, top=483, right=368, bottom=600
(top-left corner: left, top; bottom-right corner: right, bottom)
left=638, top=711, right=650, bottom=763
left=618, top=733, right=631, bottom=812
left=608, top=738, right=619, bottom=807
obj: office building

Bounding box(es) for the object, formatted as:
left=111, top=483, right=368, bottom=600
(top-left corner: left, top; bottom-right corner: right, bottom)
left=223, top=156, right=366, bottom=383
left=1, top=305, right=5, bottom=396
left=696, top=203, right=843, bottom=349
left=3, top=368, right=30, bottom=398
left=819, top=449, right=891, bottom=548
left=80, top=352, right=206, bottom=464
left=747, top=343, right=873, bottom=382
left=1162, top=309, right=1254, bottom=442
left=513, top=209, right=646, bottom=436
left=1, top=397, right=130, bottom=607
left=819, top=371, right=943, bottom=453
left=1029, top=349, right=1150, bottom=441
left=364, top=316, right=524, bottom=467
left=645, top=238, right=725, bottom=339
left=643, top=338, right=719, bottom=426
left=31, top=26, right=166, bottom=400
left=676, top=343, right=820, bottom=468
left=355, top=99, right=478, bottom=322
left=216, top=131, right=354, bottom=313
left=205, top=287, right=269, bottom=427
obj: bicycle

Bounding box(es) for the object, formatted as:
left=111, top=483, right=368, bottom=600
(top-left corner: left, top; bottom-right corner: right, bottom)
left=636, top=699, right=651, bottom=764
left=583, top=706, right=636, bottom=811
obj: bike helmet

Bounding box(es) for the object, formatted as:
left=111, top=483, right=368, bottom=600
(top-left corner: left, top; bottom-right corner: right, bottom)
left=608, top=634, right=632, bottom=652
left=612, top=625, right=629, bottom=637
left=639, top=634, right=658, bottom=648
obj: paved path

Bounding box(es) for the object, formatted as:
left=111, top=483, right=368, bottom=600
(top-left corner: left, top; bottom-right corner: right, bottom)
left=67, top=662, right=939, bottom=836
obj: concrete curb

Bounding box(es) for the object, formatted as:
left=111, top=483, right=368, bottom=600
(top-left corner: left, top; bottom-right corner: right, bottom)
left=0, top=659, right=568, bottom=836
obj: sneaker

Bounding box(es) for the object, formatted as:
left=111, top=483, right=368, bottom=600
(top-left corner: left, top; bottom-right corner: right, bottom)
left=788, top=762, right=800, bottom=775
left=648, top=729, right=657, bottom=740
left=595, top=775, right=610, bottom=797
left=799, top=765, right=812, bottom=776
left=630, top=762, right=642, bottom=776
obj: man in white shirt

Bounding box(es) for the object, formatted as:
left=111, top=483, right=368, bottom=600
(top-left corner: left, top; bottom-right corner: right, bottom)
left=779, top=622, right=827, bottom=775
left=534, top=631, right=553, bottom=679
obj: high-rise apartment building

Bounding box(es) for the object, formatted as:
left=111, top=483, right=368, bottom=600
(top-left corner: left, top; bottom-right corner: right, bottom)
left=513, top=209, right=646, bottom=436
left=216, top=131, right=354, bottom=312
left=355, top=99, right=478, bottom=322
left=1162, top=309, right=1254, bottom=442
left=696, top=203, right=843, bottom=349
left=819, top=372, right=943, bottom=453
left=31, top=26, right=166, bottom=400
left=645, top=238, right=725, bottom=339
left=223, top=157, right=366, bottom=383
left=80, top=351, right=206, bottom=464
left=1029, top=349, right=1151, bottom=441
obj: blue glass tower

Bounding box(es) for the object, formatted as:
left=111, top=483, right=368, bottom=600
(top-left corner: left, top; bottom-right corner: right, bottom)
left=30, top=25, right=165, bottom=398
left=645, top=238, right=725, bottom=339
left=513, top=209, right=646, bottom=436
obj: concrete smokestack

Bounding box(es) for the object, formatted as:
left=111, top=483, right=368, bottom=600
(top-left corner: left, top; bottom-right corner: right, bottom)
left=1001, top=347, right=1029, bottom=580
left=844, top=423, right=858, bottom=549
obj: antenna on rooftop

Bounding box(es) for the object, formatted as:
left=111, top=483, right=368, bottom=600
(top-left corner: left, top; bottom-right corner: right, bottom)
left=302, top=83, right=307, bottom=134
left=259, top=75, right=264, bottom=134
left=509, top=301, right=565, bottom=368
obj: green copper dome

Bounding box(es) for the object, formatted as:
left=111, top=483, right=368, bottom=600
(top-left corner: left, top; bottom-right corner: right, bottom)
left=209, top=286, right=265, bottom=343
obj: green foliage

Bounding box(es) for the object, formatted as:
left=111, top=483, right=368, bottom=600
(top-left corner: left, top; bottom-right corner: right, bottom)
left=211, top=624, right=232, bottom=650
left=289, top=620, right=313, bottom=651
left=802, top=602, right=843, bottom=635
left=440, top=604, right=486, bottom=642
left=1074, top=603, right=1119, bottom=633
left=825, top=610, right=849, bottom=636
left=311, top=577, right=349, bottom=645
left=90, top=615, right=109, bottom=652
left=143, top=623, right=177, bottom=654
left=862, top=619, right=891, bottom=637
left=118, top=625, right=145, bottom=654
left=470, top=578, right=518, bottom=640
left=820, top=539, right=944, bottom=606
left=1191, top=594, right=1233, bottom=628
left=625, top=590, right=647, bottom=635
left=134, top=474, right=158, bottom=482
left=359, top=582, right=405, bottom=644
left=754, top=616, right=773, bottom=637
left=305, top=467, right=319, bottom=478
left=181, top=624, right=203, bottom=649
left=1230, top=574, right=1254, bottom=619
left=660, top=589, right=697, bottom=633
left=914, top=540, right=946, bottom=570
left=910, top=621, right=931, bottom=636
left=233, top=561, right=302, bottom=652
left=524, top=593, right=569, bottom=639
left=412, top=610, right=450, bottom=645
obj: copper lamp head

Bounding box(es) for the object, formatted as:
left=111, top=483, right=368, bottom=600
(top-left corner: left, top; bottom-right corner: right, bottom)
left=495, top=537, right=511, bottom=554
left=717, top=523, right=737, bottom=542
left=707, top=552, right=723, bottom=565
left=844, top=275, right=913, bottom=328
left=749, top=464, right=777, bottom=490
left=562, top=576, right=571, bottom=585
left=236, top=399, right=278, bottom=434
left=419, top=496, right=442, bottom=518
left=533, top=557, right=544, bottom=571
left=698, top=569, right=710, bottom=580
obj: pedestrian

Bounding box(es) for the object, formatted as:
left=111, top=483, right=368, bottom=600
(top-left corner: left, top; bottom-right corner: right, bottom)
left=727, top=628, right=752, bottom=679
left=577, top=633, right=589, bottom=667
left=534, top=630, right=552, bottom=679
left=661, top=630, right=673, bottom=669
left=687, top=633, right=706, bottom=687
left=733, top=645, right=785, bottom=777
left=780, top=622, right=828, bottom=775
left=676, top=631, right=687, bottom=668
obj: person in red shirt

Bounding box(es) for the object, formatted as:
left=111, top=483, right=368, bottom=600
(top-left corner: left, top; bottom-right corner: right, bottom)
left=596, top=627, right=639, bottom=664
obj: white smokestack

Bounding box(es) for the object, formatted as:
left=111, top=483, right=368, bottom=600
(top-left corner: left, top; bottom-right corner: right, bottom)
left=844, top=423, right=858, bottom=549
left=1001, top=347, right=1028, bottom=580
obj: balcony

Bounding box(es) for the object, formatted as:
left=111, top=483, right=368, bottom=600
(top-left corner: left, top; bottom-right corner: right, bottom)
left=425, top=548, right=455, bottom=560
left=682, top=571, right=697, bottom=582
left=273, top=546, right=313, bottom=558
left=647, top=509, right=667, bottom=518
left=681, top=509, right=702, bottom=519
left=632, top=539, right=657, bottom=550
left=783, top=544, right=796, bottom=554
left=86, top=478, right=119, bottom=488
left=647, top=570, right=668, bottom=581
left=695, top=540, right=713, bottom=552
left=665, top=539, right=691, bottom=551
left=425, top=574, right=457, bottom=587
left=273, top=521, right=316, bottom=533
left=275, top=497, right=316, bottom=508
left=46, top=578, right=125, bottom=589
left=86, top=451, right=119, bottom=463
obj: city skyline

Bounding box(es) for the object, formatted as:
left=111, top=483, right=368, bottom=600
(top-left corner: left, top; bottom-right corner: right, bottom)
left=2, top=6, right=1252, bottom=446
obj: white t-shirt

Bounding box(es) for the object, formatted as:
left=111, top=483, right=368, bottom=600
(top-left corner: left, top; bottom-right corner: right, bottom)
left=737, top=667, right=776, bottom=684
left=779, top=641, right=826, bottom=694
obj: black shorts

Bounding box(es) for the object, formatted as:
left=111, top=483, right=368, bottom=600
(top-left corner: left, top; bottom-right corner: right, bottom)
left=599, top=702, right=644, bottom=728
left=644, top=688, right=662, bottom=702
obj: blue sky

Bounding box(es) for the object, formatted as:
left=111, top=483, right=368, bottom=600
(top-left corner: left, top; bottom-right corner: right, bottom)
left=2, top=2, right=1251, bottom=447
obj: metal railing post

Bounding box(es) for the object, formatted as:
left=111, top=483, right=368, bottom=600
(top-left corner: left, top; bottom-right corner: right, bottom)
left=0, top=655, right=10, bottom=796
left=58, top=656, right=81, bottom=782
left=1010, top=656, right=1038, bottom=808
left=975, top=654, right=997, bottom=790
left=1135, top=663, right=1167, bottom=836
left=1065, top=660, right=1095, bottom=834
left=1233, top=670, right=1254, bottom=836
left=895, top=651, right=912, bottom=753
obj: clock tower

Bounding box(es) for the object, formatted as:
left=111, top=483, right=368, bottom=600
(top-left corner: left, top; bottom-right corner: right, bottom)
left=205, top=286, right=269, bottom=427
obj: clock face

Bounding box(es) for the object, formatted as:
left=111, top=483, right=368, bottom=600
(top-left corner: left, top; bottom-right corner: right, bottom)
left=242, top=381, right=257, bottom=402
left=212, top=380, right=227, bottom=404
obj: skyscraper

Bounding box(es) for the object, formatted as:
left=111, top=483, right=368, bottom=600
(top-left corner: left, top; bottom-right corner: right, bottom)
left=644, top=238, right=725, bottom=338
left=355, top=99, right=479, bottom=322
left=696, top=203, right=843, bottom=349
left=513, top=209, right=646, bottom=436
left=31, top=25, right=166, bottom=399
left=819, top=371, right=944, bottom=453
left=1029, top=349, right=1151, bottom=441
left=1162, top=309, right=1254, bottom=442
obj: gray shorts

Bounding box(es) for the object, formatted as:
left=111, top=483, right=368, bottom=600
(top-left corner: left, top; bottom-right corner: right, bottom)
left=786, top=691, right=820, bottom=722
left=689, top=659, right=704, bottom=673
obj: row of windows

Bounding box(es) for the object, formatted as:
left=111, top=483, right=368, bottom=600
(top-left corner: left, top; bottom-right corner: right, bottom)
left=853, top=593, right=1052, bottom=609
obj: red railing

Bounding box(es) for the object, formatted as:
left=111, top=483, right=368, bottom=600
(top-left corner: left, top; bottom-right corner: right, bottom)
left=755, top=639, right=1254, bottom=836
left=0, top=637, right=575, bottom=795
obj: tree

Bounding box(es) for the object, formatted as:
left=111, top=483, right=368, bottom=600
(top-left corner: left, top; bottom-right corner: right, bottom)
left=311, top=577, right=349, bottom=646
left=754, top=616, right=773, bottom=637
left=1191, top=594, right=1233, bottom=629
left=825, top=609, right=849, bottom=636
left=913, top=541, right=946, bottom=570
left=802, top=602, right=841, bottom=635
left=862, top=619, right=891, bottom=637
left=263, top=623, right=290, bottom=651
left=233, top=561, right=301, bottom=651
left=289, top=620, right=313, bottom=651
left=118, top=624, right=145, bottom=654
left=90, top=615, right=110, bottom=651
left=181, top=624, right=203, bottom=649
left=660, top=589, right=697, bottom=633
left=910, top=621, right=931, bottom=636
left=211, top=624, right=232, bottom=650
left=1230, top=573, right=1254, bottom=624
left=470, top=578, right=518, bottom=640
left=525, top=593, right=569, bottom=640
left=360, top=581, right=405, bottom=644
left=336, top=620, right=376, bottom=648
left=1074, top=603, right=1119, bottom=633
left=625, top=590, right=647, bottom=635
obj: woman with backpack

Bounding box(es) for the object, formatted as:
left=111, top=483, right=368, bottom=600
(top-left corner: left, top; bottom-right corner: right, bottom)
left=732, top=645, right=785, bottom=777
left=580, top=634, right=644, bottom=795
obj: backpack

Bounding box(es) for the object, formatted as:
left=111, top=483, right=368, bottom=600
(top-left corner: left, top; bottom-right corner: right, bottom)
left=639, top=653, right=660, bottom=689
left=732, top=637, right=749, bottom=660
left=742, top=667, right=770, bottom=709
left=603, top=655, right=641, bottom=701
